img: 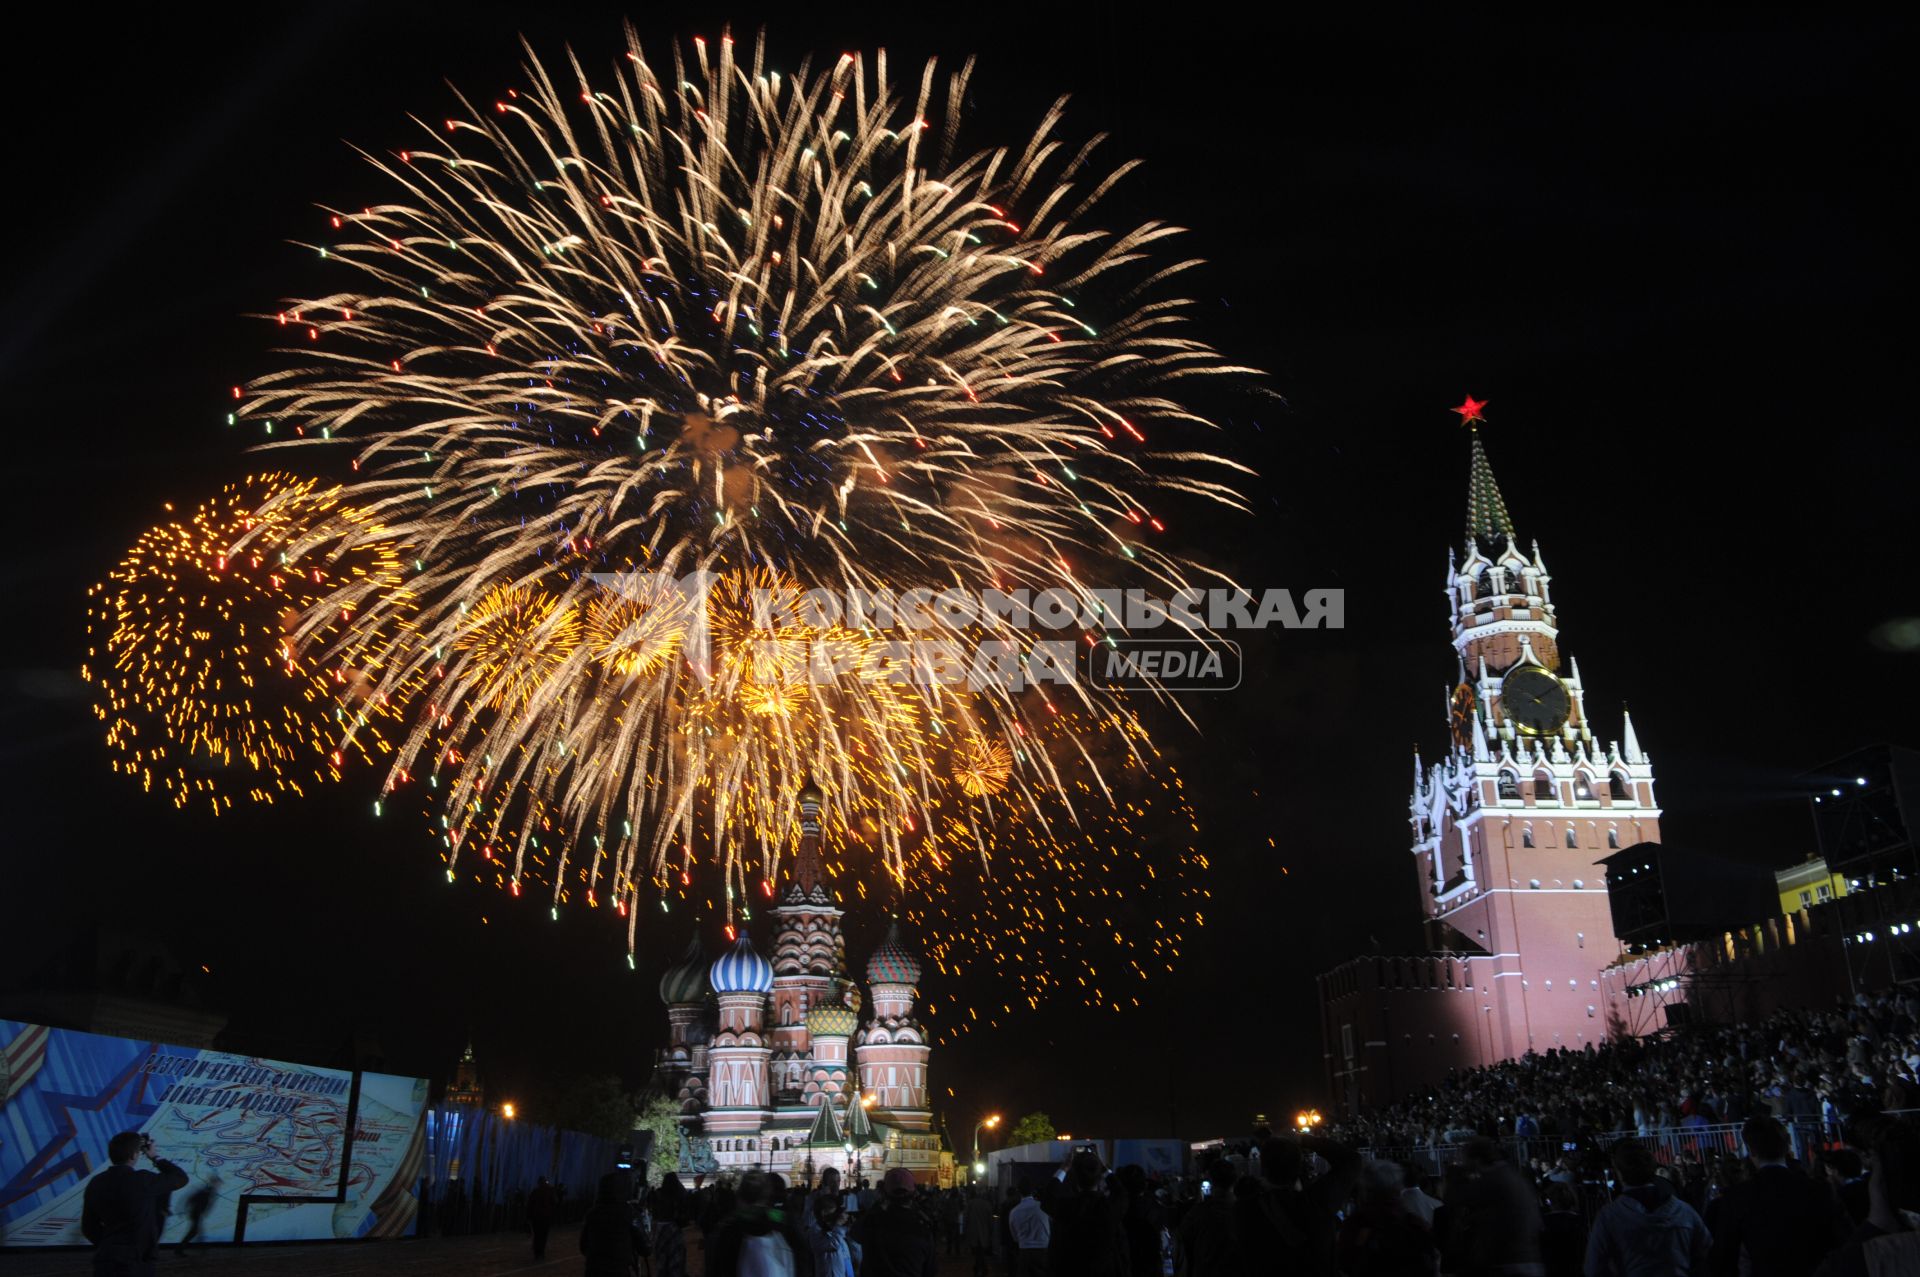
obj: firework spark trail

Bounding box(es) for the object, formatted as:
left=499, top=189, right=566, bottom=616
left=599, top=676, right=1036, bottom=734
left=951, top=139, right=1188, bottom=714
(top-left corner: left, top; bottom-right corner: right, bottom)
left=215, top=27, right=1251, bottom=943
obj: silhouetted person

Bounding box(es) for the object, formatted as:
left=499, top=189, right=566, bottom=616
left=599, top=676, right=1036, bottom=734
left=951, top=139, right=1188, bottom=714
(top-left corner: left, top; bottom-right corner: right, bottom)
left=80, top=1132, right=188, bottom=1277
left=1118, top=1166, right=1164, bottom=1277
left=1711, top=1116, right=1839, bottom=1277
left=1236, top=1134, right=1361, bottom=1277
left=1585, top=1140, right=1711, bottom=1277
left=1814, top=1118, right=1920, bottom=1277
left=1048, top=1151, right=1130, bottom=1277
left=174, top=1173, right=220, bottom=1255
left=528, top=1174, right=557, bottom=1259
left=943, top=1186, right=968, bottom=1258
left=852, top=1167, right=938, bottom=1277
left=1336, top=1160, right=1439, bottom=1277
left=1445, top=1138, right=1542, bottom=1277
left=1540, top=1181, right=1586, bottom=1277
left=1176, top=1157, right=1243, bottom=1276
left=651, top=1174, right=692, bottom=1277
left=808, top=1167, right=843, bottom=1239
left=967, top=1186, right=1000, bottom=1277
left=708, top=1169, right=807, bottom=1277
left=580, top=1170, right=649, bottom=1277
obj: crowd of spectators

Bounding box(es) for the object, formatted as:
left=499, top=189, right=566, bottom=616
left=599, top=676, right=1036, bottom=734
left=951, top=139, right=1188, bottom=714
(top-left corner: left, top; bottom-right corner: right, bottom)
left=1330, top=992, right=1920, bottom=1155
left=582, top=993, right=1920, bottom=1275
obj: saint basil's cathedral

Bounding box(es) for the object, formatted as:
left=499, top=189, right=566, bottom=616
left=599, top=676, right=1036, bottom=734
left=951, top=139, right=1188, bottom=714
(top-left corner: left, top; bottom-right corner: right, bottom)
left=652, top=785, right=940, bottom=1182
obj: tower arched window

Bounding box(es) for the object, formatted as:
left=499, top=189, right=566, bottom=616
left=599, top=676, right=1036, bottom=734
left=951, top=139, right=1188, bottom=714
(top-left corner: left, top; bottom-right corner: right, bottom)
left=1610, top=772, right=1631, bottom=801
left=1498, top=772, right=1521, bottom=801
left=1566, top=827, right=1580, bottom=849
left=1534, top=773, right=1558, bottom=805
left=1573, top=775, right=1593, bottom=801
left=1607, top=829, right=1620, bottom=849
left=1521, top=826, right=1535, bottom=849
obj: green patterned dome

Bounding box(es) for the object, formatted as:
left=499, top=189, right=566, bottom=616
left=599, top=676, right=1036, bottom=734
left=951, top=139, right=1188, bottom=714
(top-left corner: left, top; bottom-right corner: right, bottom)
left=865, top=920, right=922, bottom=987
left=806, top=1003, right=859, bottom=1038
left=658, top=935, right=711, bottom=1006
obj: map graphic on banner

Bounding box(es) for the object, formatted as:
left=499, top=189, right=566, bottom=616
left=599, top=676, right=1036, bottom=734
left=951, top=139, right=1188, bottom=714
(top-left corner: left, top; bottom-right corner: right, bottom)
left=0, top=1020, right=428, bottom=1246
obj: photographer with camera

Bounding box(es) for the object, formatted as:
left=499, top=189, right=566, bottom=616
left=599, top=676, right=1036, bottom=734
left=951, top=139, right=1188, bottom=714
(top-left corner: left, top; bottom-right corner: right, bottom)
left=80, top=1131, right=189, bottom=1277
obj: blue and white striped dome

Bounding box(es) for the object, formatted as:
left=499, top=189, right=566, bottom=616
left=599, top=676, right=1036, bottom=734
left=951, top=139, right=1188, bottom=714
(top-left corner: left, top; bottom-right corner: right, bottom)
left=710, top=934, right=774, bottom=994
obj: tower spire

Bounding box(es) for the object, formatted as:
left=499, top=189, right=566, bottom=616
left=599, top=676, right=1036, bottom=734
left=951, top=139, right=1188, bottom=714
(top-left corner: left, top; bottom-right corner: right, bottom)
left=1465, top=427, right=1516, bottom=550
left=1621, top=705, right=1644, bottom=764
left=786, top=781, right=825, bottom=901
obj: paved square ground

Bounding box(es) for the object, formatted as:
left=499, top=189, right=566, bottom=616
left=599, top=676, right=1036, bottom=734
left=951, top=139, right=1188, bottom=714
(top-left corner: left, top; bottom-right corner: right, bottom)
left=3, top=1228, right=983, bottom=1276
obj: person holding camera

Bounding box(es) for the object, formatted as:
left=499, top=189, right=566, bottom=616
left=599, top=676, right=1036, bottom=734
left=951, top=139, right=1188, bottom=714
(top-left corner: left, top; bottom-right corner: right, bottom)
left=80, top=1131, right=189, bottom=1277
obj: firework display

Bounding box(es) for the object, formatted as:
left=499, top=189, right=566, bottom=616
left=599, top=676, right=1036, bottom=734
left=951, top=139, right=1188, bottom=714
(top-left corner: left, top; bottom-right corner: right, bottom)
left=86, top=28, right=1252, bottom=1016
left=84, top=474, right=405, bottom=812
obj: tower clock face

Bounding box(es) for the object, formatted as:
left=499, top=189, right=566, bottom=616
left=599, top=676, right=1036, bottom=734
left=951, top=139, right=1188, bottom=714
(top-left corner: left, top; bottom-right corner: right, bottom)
left=1449, top=682, right=1477, bottom=749
left=1500, top=666, right=1571, bottom=735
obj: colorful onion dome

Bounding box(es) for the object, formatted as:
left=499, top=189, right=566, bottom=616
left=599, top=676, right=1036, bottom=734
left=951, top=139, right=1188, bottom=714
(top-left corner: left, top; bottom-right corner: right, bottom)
left=710, top=933, right=774, bottom=994
left=805, top=1002, right=859, bottom=1038
left=658, top=934, right=710, bottom=1006
left=865, top=920, right=922, bottom=987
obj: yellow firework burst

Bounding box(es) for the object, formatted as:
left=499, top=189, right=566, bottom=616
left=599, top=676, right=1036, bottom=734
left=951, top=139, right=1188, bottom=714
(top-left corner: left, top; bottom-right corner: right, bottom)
left=83, top=473, right=406, bottom=813
left=584, top=576, right=690, bottom=677
left=455, top=583, right=580, bottom=709
left=954, top=735, right=1014, bottom=797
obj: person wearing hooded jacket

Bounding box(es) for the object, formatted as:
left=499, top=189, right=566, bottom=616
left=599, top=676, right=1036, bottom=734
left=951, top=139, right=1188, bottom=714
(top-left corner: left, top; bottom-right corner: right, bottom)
left=1586, top=1141, right=1712, bottom=1277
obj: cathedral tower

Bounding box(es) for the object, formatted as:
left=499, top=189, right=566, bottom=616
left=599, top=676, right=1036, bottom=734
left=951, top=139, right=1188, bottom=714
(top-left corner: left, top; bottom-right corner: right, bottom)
left=655, top=936, right=712, bottom=1113
left=854, top=921, right=931, bottom=1132
left=768, top=784, right=848, bottom=1108
left=705, top=935, right=774, bottom=1161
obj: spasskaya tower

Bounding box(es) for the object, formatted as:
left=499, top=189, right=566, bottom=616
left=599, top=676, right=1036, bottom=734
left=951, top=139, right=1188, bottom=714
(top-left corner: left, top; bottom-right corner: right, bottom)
left=1318, top=398, right=1662, bottom=1109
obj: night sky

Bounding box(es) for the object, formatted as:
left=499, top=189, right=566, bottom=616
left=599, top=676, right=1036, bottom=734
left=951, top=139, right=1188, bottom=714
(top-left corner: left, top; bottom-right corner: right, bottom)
left=3, top=7, right=1915, bottom=1142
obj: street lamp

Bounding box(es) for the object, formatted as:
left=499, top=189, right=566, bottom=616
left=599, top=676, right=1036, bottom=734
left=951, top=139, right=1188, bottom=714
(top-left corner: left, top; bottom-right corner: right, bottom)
left=972, top=1114, right=1001, bottom=1170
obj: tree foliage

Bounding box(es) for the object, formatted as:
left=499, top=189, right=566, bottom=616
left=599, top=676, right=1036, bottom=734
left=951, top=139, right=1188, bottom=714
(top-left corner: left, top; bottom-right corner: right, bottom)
left=530, top=1073, right=641, bottom=1141
left=635, top=1094, right=684, bottom=1181
left=1006, top=1111, right=1056, bottom=1147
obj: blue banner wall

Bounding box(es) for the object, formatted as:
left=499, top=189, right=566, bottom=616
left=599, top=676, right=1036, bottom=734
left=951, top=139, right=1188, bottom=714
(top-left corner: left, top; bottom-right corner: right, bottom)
left=0, top=1021, right=428, bottom=1247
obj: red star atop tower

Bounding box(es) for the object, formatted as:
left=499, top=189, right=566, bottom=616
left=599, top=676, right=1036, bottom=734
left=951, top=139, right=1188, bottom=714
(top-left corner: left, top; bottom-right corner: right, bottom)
left=1451, top=395, right=1488, bottom=426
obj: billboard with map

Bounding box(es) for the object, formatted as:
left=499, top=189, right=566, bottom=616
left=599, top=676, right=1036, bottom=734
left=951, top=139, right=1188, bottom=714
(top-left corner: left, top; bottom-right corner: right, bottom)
left=0, top=1020, right=428, bottom=1246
